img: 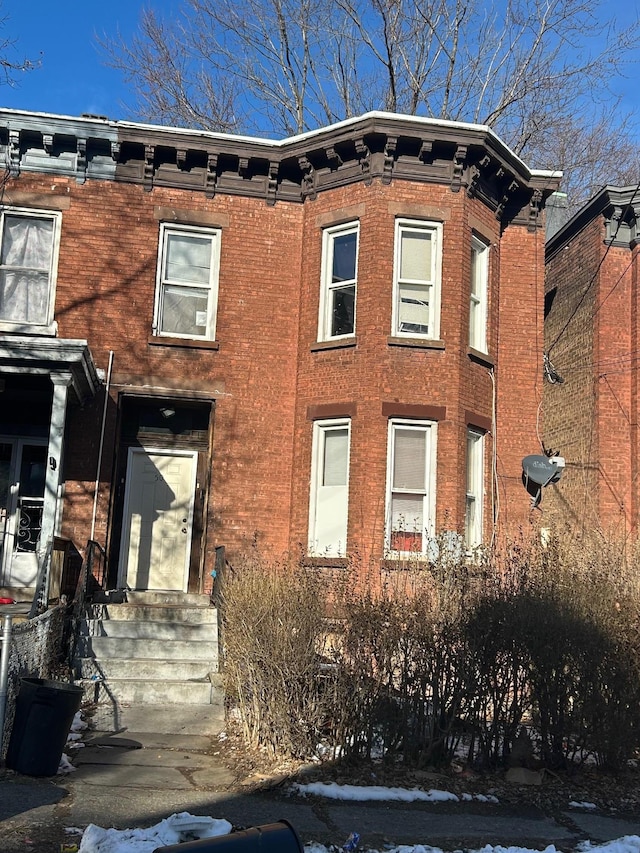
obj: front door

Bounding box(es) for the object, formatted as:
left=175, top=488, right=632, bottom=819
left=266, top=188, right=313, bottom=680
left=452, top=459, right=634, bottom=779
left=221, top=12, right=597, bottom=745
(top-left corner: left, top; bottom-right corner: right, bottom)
left=0, top=439, right=48, bottom=588
left=118, top=448, right=197, bottom=591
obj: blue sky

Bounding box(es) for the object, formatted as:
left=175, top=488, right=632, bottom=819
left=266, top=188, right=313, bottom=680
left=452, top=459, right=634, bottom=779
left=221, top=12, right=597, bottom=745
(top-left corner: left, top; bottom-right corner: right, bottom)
left=1, top=0, right=640, bottom=128
left=0, top=0, right=177, bottom=120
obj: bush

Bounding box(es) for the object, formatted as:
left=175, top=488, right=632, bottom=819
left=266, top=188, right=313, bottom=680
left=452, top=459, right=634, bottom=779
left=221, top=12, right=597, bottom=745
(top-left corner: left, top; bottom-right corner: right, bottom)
left=219, top=531, right=640, bottom=770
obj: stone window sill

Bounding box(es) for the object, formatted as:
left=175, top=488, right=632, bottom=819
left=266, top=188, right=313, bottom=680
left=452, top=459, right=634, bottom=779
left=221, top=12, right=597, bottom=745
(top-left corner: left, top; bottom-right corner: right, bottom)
left=148, top=335, right=220, bottom=351
left=387, top=336, right=445, bottom=350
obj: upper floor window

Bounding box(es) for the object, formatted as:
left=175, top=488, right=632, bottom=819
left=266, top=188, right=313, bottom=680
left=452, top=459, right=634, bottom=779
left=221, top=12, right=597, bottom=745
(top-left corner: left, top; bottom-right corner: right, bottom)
left=385, top=419, right=436, bottom=556
left=392, top=219, right=442, bottom=339
left=469, top=235, right=489, bottom=352
left=154, top=223, right=221, bottom=340
left=308, top=418, right=351, bottom=556
left=318, top=222, right=359, bottom=341
left=465, top=428, right=484, bottom=550
left=0, top=209, right=61, bottom=333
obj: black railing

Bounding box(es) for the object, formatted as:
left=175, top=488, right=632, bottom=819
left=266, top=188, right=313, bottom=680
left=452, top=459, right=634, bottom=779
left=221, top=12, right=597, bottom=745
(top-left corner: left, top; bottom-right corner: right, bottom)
left=68, top=540, right=107, bottom=674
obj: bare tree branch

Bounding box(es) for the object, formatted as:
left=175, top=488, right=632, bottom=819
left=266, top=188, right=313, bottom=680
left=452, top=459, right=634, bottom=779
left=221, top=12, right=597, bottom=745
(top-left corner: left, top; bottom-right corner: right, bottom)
left=99, top=0, right=640, bottom=206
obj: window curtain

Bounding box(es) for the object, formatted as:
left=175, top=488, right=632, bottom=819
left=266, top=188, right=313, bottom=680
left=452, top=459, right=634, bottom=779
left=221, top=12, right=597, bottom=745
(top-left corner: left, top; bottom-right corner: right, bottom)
left=0, top=216, right=53, bottom=324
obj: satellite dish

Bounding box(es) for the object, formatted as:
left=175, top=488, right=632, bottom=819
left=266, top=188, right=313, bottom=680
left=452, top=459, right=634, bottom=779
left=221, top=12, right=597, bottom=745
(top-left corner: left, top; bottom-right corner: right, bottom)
left=522, top=455, right=564, bottom=486
left=522, top=455, right=565, bottom=507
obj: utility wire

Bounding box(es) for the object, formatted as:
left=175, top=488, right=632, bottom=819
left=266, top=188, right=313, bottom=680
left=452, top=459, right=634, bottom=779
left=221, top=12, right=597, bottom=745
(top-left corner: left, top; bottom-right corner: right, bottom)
left=546, top=180, right=640, bottom=357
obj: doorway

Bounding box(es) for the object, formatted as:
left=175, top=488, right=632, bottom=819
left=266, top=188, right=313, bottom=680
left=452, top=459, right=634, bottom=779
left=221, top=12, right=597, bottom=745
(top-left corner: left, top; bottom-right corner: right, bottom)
left=0, top=438, right=48, bottom=587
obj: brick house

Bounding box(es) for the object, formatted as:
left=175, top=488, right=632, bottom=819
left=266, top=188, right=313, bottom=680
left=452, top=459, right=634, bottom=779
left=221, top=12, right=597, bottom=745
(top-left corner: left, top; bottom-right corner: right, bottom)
left=0, top=108, right=560, bottom=600
left=544, top=185, right=640, bottom=537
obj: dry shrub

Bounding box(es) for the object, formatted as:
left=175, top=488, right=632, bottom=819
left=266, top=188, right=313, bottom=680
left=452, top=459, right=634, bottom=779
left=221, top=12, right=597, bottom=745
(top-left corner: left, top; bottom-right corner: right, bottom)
left=220, top=531, right=640, bottom=769
left=219, top=553, right=335, bottom=757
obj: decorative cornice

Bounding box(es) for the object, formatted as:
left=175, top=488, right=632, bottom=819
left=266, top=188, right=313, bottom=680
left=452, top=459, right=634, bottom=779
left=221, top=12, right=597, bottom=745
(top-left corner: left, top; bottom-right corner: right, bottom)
left=546, top=185, right=640, bottom=261
left=0, top=109, right=560, bottom=225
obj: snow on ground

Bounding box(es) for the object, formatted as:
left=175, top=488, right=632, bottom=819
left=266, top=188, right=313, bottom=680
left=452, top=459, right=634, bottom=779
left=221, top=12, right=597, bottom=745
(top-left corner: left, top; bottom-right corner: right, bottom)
left=71, top=814, right=640, bottom=853
left=293, top=781, right=462, bottom=802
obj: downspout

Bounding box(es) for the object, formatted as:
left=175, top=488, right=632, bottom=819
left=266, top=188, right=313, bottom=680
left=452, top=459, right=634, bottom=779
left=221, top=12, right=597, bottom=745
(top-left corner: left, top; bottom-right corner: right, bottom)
left=90, top=351, right=114, bottom=542
left=0, top=613, right=13, bottom=758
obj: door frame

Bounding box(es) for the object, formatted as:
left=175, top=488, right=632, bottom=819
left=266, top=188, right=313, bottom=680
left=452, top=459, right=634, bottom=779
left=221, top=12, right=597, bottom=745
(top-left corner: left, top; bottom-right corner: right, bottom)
left=116, top=446, right=198, bottom=592
left=0, top=436, right=49, bottom=587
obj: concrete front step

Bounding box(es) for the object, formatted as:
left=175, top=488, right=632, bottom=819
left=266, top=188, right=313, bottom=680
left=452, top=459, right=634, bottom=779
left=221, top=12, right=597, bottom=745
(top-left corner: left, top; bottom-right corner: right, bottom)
left=91, top=602, right=218, bottom=624
left=84, top=636, right=218, bottom=660
left=88, top=701, right=225, bottom=735
left=85, top=619, right=217, bottom=641
left=87, top=677, right=215, bottom=705
left=78, top=656, right=216, bottom=681
left=125, top=591, right=210, bottom=607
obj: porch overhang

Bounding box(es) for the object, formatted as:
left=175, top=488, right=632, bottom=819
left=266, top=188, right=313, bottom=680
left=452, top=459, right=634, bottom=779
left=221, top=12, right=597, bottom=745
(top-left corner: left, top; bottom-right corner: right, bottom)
left=0, top=336, right=101, bottom=403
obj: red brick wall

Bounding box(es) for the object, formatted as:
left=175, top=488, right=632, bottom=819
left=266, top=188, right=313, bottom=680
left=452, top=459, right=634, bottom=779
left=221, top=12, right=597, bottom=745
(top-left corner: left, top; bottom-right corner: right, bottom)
left=545, top=217, right=638, bottom=536
left=7, top=166, right=546, bottom=578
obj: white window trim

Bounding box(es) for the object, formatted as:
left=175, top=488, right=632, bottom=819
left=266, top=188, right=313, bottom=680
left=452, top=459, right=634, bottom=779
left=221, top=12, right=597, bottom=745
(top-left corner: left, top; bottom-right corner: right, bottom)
left=469, top=234, right=489, bottom=353
left=153, top=222, right=221, bottom=341
left=392, top=219, right=442, bottom=340
left=308, top=418, right=351, bottom=557
left=465, top=428, right=484, bottom=551
left=385, top=419, right=437, bottom=557
left=0, top=207, right=62, bottom=336
left=318, top=221, right=359, bottom=342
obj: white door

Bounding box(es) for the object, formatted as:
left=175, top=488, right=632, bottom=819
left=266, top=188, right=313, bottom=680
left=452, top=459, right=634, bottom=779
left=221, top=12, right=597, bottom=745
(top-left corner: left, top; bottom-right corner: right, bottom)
left=118, top=448, right=197, bottom=591
left=0, top=439, right=48, bottom=588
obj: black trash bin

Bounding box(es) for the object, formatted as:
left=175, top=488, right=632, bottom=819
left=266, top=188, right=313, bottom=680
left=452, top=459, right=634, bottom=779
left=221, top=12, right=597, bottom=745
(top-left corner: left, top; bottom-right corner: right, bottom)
left=156, top=820, right=304, bottom=853
left=6, top=677, right=83, bottom=776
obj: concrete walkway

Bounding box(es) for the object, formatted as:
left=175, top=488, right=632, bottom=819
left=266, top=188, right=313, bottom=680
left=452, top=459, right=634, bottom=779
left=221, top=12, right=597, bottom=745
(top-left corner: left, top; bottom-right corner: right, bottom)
left=0, top=732, right=638, bottom=851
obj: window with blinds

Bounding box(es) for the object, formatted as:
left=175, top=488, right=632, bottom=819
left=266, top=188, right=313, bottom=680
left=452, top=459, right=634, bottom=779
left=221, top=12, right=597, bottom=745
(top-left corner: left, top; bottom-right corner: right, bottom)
left=154, top=223, right=221, bottom=340
left=386, top=420, right=435, bottom=555
left=392, top=219, right=442, bottom=338
left=308, top=419, right=350, bottom=556
left=465, top=428, right=484, bottom=549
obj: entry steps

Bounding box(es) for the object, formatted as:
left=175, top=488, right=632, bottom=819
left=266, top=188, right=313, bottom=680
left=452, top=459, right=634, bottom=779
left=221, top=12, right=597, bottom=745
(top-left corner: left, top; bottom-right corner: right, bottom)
left=76, top=590, right=224, bottom=735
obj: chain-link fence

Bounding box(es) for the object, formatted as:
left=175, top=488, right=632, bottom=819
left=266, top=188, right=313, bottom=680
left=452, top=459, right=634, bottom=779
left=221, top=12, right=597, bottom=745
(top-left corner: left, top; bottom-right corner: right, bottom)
left=1, top=605, right=68, bottom=759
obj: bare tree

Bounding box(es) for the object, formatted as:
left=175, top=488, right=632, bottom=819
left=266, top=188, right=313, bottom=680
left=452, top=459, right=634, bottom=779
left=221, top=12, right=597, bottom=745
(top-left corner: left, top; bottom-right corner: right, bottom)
left=101, top=0, right=640, bottom=207
left=0, top=7, right=40, bottom=86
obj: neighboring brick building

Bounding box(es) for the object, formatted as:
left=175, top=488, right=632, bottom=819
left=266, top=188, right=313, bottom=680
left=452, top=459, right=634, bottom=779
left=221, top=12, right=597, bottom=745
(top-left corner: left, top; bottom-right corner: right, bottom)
left=0, top=109, right=559, bottom=597
left=544, top=186, right=640, bottom=537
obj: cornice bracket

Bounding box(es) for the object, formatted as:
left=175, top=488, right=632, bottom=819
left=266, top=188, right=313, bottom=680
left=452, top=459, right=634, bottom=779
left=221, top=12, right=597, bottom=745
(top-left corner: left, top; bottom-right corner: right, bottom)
left=451, top=144, right=467, bottom=193
left=467, top=165, right=480, bottom=199
left=205, top=153, right=218, bottom=198
left=528, top=189, right=542, bottom=232
left=419, top=139, right=433, bottom=164
left=266, top=160, right=279, bottom=206
left=326, top=146, right=342, bottom=169
left=298, top=155, right=317, bottom=200
left=238, top=157, right=250, bottom=178
left=42, top=134, right=54, bottom=154
left=355, top=138, right=371, bottom=185
left=111, top=141, right=121, bottom=162
left=9, top=130, right=20, bottom=177
left=382, top=136, right=397, bottom=185
left=176, top=148, right=187, bottom=170
left=143, top=144, right=155, bottom=192
left=495, top=180, right=519, bottom=221
left=76, top=138, right=87, bottom=184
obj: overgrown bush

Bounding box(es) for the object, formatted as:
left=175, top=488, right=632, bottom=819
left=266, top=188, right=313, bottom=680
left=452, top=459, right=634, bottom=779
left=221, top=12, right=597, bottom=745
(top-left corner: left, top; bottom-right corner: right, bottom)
left=220, top=531, right=640, bottom=771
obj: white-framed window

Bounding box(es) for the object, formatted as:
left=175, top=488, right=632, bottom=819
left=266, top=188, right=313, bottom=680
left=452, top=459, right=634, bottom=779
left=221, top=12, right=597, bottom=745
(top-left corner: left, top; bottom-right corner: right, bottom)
left=465, top=428, right=484, bottom=550
left=0, top=208, right=61, bottom=333
left=385, top=419, right=436, bottom=556
left=392, top=219, right=442, bottom=338
left=469, top=235, right=489, bottom=352
left=153, top=223, right=221, bottom=340
left=318, top=221, right=359, bottom=341
left=308, top=419, right=351, bottom=556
